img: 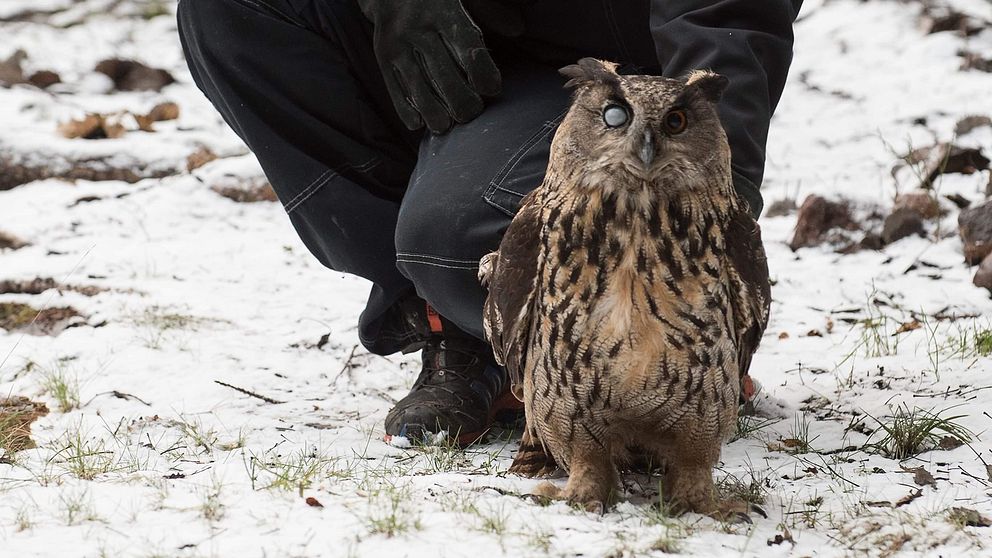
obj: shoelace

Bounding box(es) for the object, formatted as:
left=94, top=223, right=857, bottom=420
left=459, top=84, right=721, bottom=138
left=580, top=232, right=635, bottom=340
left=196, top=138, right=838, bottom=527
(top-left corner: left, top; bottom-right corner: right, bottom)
left=414, top=339, right=483, bottom=388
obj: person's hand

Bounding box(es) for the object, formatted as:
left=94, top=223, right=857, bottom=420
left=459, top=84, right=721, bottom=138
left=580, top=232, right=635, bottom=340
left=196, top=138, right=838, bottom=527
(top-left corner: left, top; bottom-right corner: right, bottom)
left=357, top=0, right=502, bottom=134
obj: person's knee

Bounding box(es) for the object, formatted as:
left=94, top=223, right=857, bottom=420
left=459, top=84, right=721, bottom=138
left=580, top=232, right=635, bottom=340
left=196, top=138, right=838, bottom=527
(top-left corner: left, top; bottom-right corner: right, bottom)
left=394, top=194, right=489, bottom=280
left=393, top=185, right=503, bottom=337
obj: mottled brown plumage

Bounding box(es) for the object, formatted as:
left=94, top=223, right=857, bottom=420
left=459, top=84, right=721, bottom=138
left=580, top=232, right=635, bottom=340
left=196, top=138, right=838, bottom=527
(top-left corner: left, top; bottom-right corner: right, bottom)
left=479, top=59, right=770, bottom=517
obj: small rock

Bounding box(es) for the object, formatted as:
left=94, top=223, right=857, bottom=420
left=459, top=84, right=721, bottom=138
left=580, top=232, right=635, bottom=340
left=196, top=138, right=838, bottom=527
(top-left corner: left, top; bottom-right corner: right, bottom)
left=95, top=58, right=175, bottom=92
left=882, top=207, right=926, bottom=245
left=894, top=192, right=941, bottom=220
left=974, top=252, right=992, bottom=292
left=925, top=145, right=990, bottom=187
left=955, top=115, right=992, bottom=136
left=27, top=70, right=60, bottom=89
left=959, top=200, right=992, bottom=265
left=789, top=195, right=859, bottom=251
left=859, top=232, right=884, bottom=251
left=0, top=49, right=26, bottom=86
left=903, top=143, right=992, bottom=189
left=764, top=197, right=797, bottom=218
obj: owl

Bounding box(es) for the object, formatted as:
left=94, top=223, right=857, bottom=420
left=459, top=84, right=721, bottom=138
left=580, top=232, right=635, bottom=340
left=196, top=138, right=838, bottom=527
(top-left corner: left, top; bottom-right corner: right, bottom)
left=479, top=58, right=770, bottom=519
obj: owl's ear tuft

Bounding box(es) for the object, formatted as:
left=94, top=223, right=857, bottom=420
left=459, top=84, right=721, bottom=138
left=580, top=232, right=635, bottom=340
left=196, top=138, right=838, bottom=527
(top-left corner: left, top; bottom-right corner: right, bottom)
left=685, top=70, right=729, bottom=103
left=560, top=58, right=621, bottom=89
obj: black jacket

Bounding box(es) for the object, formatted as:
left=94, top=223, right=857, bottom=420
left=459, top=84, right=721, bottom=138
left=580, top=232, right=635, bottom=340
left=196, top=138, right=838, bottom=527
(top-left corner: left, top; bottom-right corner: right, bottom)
left=489, top=0, right=802, bottom=217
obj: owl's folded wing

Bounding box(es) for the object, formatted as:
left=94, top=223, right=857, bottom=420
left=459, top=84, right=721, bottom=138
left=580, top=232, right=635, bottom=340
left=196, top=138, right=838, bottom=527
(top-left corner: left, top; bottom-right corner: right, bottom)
left=482, top=193, right=543, bottom=397
left=726, top=208, right=772, bottom=378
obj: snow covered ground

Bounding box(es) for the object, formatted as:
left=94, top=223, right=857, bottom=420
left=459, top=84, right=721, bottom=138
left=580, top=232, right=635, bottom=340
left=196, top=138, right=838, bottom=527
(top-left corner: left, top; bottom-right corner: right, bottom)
left=2, top=1, right=992, bottom=556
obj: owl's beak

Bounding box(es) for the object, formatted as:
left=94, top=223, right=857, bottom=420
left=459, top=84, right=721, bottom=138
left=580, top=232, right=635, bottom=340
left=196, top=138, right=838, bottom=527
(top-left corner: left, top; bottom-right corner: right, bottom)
left=638, top=130, right=655, bottom=168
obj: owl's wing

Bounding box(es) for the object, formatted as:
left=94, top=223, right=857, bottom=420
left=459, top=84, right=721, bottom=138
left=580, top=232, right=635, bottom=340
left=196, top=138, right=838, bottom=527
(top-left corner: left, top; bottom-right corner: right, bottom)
left=483, top=192, right=543, bottom=394
left=726, top=208, right=771, bottom=378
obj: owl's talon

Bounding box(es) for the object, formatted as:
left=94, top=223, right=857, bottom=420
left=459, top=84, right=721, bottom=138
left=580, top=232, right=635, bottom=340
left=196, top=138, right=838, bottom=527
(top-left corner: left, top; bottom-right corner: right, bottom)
left=478, top=252, right=497, bottom=287
left=699, top=498, right=764, bottom=524
left=533, top=480, right=563, bottom=500
left=526, top=493, right=555, bottom=506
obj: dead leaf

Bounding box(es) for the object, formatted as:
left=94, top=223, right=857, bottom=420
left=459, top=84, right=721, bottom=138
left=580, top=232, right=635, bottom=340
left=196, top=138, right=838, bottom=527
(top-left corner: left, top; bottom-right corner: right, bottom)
left=148, top=102, right=180, bottom=122
left=901, top=465, right=936, bottom=487
left=134, top=113, right=156, bottom=132
left=986, top=463, right=992, bottom=482
left=894, top=320, right=922, bottom=335
left=58, top=113, right=126, bottom=140
left=211, top=180, right=278, bottom=203
left=938, top=436, right=964, bottom=451
left=0, top=397, right=49, bottom=453
left=806, top=329, right=823, bottom=337
left=948, top=507, right=992, bottom=527
left=867, top=500, right=893, bottom=508
left=766, top=527, right=794, bottom=546
left=894, top=488, right=923, bottom=508
left=778, top=332, right=789, bottom=340
left=305, top=496, right=323, bottom=508
left=0, top=230, right=29, bottom=250
left=186, top=146, right=217, bottom=172
left=0, top=302, right=84, bottom=335
left=825, top=318, right=834, bottom=334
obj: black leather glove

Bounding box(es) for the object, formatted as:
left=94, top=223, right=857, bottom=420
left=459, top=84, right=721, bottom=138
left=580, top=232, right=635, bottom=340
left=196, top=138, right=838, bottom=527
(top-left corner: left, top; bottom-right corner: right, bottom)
left=357, top=0, right=502, bottom=134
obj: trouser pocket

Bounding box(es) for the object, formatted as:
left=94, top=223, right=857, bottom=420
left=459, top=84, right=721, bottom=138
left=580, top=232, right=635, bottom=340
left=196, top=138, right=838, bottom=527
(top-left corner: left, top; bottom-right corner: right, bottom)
left=482, top=110, right=566, bottom=217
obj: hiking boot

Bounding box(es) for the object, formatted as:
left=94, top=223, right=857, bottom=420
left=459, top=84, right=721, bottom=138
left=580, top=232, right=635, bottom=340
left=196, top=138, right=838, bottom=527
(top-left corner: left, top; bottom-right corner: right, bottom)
left=383, top=302, right=522, bottom=446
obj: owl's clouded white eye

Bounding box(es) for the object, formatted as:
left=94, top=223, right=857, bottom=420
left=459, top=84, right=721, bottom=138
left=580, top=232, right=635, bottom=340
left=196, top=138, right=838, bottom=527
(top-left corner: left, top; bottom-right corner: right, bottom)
left=603, top=104, right=629, bottom=128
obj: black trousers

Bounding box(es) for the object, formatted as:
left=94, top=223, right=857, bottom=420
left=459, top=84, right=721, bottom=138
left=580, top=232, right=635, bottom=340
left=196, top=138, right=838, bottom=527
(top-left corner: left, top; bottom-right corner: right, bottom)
left=177, top=0, right=796, bottom=355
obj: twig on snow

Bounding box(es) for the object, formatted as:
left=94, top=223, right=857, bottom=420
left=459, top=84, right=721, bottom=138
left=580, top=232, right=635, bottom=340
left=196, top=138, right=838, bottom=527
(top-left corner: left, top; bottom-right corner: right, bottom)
left=214, top=380, right=284, bottom=404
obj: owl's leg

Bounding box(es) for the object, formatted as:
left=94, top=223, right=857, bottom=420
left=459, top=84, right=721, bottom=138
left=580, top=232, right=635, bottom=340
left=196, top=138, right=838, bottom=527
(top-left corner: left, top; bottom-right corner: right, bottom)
left=509, top=426, right=558, bottom=477
left=558, top=447, right=618, bottom=513
left=662, top=444, right=763, bottom=523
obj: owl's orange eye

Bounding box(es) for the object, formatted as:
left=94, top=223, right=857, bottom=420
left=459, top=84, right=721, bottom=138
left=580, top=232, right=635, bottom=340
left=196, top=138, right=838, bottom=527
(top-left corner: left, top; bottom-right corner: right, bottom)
left=663, top=110, right=688, bottom=135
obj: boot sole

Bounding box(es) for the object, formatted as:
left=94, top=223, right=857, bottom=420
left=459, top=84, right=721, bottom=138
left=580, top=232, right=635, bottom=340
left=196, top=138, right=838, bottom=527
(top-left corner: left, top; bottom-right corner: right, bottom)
left=383, top=390, right=524, bottom=448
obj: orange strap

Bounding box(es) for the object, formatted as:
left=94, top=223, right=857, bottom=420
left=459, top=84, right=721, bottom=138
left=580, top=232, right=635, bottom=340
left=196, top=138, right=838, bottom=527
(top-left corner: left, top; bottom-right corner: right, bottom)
left=426, top=303, right=443, bottom=334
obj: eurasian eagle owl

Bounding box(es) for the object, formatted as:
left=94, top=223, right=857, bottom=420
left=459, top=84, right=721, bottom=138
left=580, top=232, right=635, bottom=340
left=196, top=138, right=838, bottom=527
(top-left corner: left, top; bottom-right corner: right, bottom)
left=479, top=58, right=771, bottom=519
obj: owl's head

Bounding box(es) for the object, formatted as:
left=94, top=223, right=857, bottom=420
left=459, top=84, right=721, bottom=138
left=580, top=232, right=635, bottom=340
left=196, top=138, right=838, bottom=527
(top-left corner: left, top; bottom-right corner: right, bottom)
left=554, top=58, right=731, bottom=192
